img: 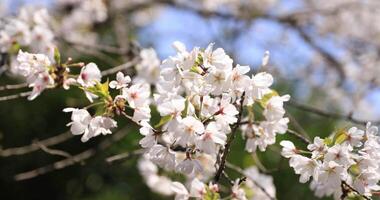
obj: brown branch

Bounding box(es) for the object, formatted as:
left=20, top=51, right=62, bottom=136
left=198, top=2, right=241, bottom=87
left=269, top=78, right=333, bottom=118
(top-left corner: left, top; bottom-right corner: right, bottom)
left=14, top=127, right=129, bottom=181
left=35, top=142, right=73, bottom=159
left=0, top=131, right=73, bottom=157
left=0, top=91, right=31, bottom=102
left=0, top=83, right=28, bottom=91
left=106, top=149, right=144, bottom=164
left=225, top=162, right=276, bottom=200
left=101, top=58, right=140, bottom=76
left=287, top=129, right=311, bottom=145
left=214, top=92, right=245, bottom=182
left=341, top=181, right=371, bottom=200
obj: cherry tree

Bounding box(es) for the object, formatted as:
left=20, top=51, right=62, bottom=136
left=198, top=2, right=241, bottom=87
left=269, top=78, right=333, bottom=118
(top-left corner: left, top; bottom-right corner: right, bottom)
left=1, top=1, right=380, bottom=200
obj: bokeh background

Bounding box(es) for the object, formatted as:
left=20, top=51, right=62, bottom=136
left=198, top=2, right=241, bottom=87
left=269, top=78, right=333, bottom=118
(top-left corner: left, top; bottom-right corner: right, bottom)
left=1, top=0, right=380, bottom=199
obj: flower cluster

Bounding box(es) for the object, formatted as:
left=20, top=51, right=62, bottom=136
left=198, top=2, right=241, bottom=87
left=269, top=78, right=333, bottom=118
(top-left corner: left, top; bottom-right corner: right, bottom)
left=59, top=0, right=108, bottom=44
left=134, top=41, right=290, bottom=180
left=55, top=41, right=288, bottom=199
left=281, top=122, right=380, bottom=199
left=0, top=7, right=55, bottom=56
left=14, top=50, right=55, bottom=100
left=63, top=108, right=117, bottom=142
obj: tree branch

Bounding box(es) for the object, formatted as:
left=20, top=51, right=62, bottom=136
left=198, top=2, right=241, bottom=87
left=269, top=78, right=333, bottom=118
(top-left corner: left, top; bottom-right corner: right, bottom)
left=14, top=127, right=129, bottom=181
left=0, top=131, right=73, bottom=157
left=214, top=92, right=245, bottom=182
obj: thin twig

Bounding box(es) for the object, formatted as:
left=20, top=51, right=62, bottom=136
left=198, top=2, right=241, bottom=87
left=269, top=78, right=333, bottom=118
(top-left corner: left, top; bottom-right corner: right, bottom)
left=342, top=181, right=371, bottom=200
left=0, top=91, right=31, bottom=101
left=106, top=149, right=144, bottom=164
left=0, top=131, right=73, bottom=157
left=287, top=129, right=311, bottom=144
left=14, top=127, right=129, bottom=181
left=214, top=92, right=245, bottom=182
left=35, top=142, right=73, bottom=159
left=0, top=83, right=28, bottom=91
left=101, top=58, right=140, bottom=76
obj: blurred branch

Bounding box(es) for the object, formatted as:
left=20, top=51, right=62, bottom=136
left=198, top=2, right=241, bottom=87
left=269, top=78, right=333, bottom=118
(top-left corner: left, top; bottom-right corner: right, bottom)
left=287, top=129, right=311, bottom=145
left=287, top=100, right=380, bottom=125
left=101, top=57, right=140, bottom=76
left=106, top=149, right=144, bottom=164
left=0, top=91, right=31, bottom=102
left=0, top=131, right=73, bottom=157
left=0, top=83, right=28, bottom=91
left=60, top=38, right=127, bottom=55
left=35, top=142, right=72, bottom=159
left=14, top=127, right=129, bottom=181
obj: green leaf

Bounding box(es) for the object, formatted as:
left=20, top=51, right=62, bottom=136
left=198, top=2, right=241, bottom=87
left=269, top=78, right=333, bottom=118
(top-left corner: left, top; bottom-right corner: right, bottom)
left=54, top=47, right=61, bottom=66
left=335, top=133, right=347, bottom=145
left=349, top=164, right=360, bottom=176
left=259, top=90, right=279, bottom=108
left=324, top=137, right=333, bottom=146
left=81, top=80, right=111, bottom=100
left=181, top=98, right=189, bottom=118
left=9, top=42, right=20, bottom=54
left=204, top=186, right=220, bottom=200
left=154, top=115, right=173, bottom=129
left=334, top=128, right=348, bottom=144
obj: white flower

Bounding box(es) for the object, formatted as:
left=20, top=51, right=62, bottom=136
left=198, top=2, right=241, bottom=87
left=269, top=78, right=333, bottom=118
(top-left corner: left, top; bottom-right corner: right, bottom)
left=109, top=71, right=131, bottom=89
left=176, top=158, right=203, bottom=175
left=280, top=140, right=298, bottom=158
left=148, top=144, right=176, bottom=170
left=189, top=178, right=206, bottom=198
left=307, top=137, right=328, bottom=159
left=345, top=127, right=364, bottom=147
left=195, top=122, right=227, bottom=154
left=206, top=69, right=228, bottom=95
left=15, top=50, right=54, bottom=100
left=157, top=97, right=185, bottom=118
left=77, top=62, right=101, bottom=87
left=174, top=116, right=204, bottom=146
left=139, top=121, right=156, bottom=148
left=84, top=116, right=117, bottom=142
left=171, top=182, right=189, bottom=200
left=353, top=171, right=380, bottom=195
left=203, top=43, right=233, bottom=71
left=132, top=106, right=151, bottom=123
left=261, top=51, right=270, bottom=67
left=229, top=64, right=250, bottom=91
left=63, top=108, right=92, bottom=135
left=138, top=157, right=174, bottom=196
left=318, top=161, right=345, bottom=188
left=263, top=95, right=290, bottom=121
left=324, top=144, right=354, bottom=168
left=289, top=155, right=319, bottom=183
left=135, top=48, right=160, bottom=83
left=29, top=74, right=53, bottom=100
left=63, top=108, right=117, bottom=142
left=231, top=179, right=247, bottom=200
left=122, top=83, right=150, bottom=108
left=214, top=95, right=239, bottom=125
left=245, top=72, right=273, bottom=105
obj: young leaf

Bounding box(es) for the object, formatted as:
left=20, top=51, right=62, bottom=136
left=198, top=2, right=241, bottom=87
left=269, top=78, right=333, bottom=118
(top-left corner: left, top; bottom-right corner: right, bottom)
left=154, top=115, right=173, bottom=129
